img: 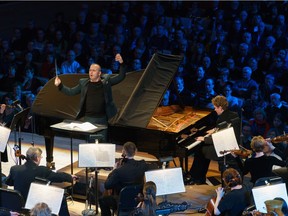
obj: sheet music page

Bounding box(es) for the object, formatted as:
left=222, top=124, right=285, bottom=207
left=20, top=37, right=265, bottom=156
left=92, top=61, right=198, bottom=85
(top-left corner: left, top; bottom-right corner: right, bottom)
left=145, top=167, right=185, bottom=196
left=69, top=122, right=97, bottom=131
left=25, top=183, right=64, bottom=215
left=0, top=126, right=11, bottom=152
left=78, top=143, right=115, bottom=168
left=212, top=127, right=239, bottom=157
left=252, top=183, right=288, bottom=213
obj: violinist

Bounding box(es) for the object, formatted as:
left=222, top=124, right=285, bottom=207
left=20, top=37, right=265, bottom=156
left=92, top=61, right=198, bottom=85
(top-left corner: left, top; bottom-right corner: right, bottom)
left=213, top=168, right=251, bottom=216
left=99, top=142, right=155, bottom=216
left=240, top=136, right=287, bottom=185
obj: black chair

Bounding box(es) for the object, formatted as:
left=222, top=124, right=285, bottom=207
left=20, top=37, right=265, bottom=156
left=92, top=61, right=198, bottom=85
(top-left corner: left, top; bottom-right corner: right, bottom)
left=0, top=188, right=25, bottom=211
left=116, top=184, right=142, bottom=216
left=254, top=176, right=283, bottom=187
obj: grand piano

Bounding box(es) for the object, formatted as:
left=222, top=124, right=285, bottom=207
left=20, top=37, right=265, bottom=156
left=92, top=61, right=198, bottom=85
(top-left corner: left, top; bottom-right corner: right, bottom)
left=32, top=53, right=213, bottom=171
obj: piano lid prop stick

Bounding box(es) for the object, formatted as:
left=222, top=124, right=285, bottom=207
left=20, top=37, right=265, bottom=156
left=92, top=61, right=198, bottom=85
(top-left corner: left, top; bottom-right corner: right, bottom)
left=151, top=117, right=168, bottom=128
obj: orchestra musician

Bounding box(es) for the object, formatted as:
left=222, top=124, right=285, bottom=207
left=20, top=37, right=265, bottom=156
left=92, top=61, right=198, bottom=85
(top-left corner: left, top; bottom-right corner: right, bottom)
left=239, top=136, right=287, bottom=185
left=5, top=147, right=78, bottom=216
left=213, top=168, right=251, bottom=216
left=54, top=53, right=126, bottom=142
left=98, top=142, right=156, bottom=216
left=185, top=95, right=241, bottom=185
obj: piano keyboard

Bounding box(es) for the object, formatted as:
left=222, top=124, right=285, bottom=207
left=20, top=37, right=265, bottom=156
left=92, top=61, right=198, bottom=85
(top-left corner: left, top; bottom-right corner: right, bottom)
left=178, top=126, right=207, bottom=144
left=186, top=140, right=201, bottom=150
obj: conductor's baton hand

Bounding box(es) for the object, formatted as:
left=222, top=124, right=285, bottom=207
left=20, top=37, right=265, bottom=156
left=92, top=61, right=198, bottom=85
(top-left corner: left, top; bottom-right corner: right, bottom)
left=54, top=76, right=61, bottom=86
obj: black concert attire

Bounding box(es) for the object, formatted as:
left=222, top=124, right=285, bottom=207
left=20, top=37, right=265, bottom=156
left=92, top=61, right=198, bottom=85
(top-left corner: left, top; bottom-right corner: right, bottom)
left=58, top=64, right=126, bottom=142
left=188, top=109, right=241, bottom=184
left=241, top=155, right=286, bottom=184
left=99, top=158, right=155, bottom=216
left=6, top=159, right=73, bottom=216
left=217, top=186, right=251, bottom=216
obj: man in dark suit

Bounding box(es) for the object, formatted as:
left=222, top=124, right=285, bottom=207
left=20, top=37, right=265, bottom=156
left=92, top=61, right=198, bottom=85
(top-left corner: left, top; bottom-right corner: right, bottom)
left=54, top=53, right=126, bottom=142
left=99, top=142, right=156, bottom=216
left=5, top=147, right=77, bottom=216
left=185, top=95, right=241, bottom=185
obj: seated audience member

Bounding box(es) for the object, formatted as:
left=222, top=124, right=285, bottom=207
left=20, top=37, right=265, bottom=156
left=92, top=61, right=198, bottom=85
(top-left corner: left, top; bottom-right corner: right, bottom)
left=60, top=50, right=81, bottom=74
left=241, top=123, right=253, bottom=150
left=99, top=142, right=156, bottom=216
left=194, top=78, right=217, bottom=109
left=222, top=84, right=242, bottom=113
left=188, top=66, right=206, bottom=105
left=30, top=202, right=52, bottom=216
left=266, top=113, right=288, bottom=154
left=21, top=67, right=42, bottom=95
left=242, top=89, right=268, bottom=121
left=259, top=74, right=280, bottom=102
left=249, top=107, right=270, bottom=137
left=214, top=67, right=233, bottom=95
left=131, top=181, right=157, bottom=216
left=5, top=147, right=77, bottom=216
left=265, top=93, right=288, bottom=126
left=170, top=76, right=191, bottom=106
left=241, top=136, right=286, bottom=185
left=232, top=66, right=258, bottom=99
left=213, top=168, right=251, bottom=216
left=0, top=65, right=21, bottom=93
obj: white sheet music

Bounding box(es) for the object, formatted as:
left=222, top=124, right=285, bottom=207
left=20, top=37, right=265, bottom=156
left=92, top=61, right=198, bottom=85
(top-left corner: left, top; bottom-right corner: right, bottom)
left=252, top=183, right=288, bottom=213
left=145, top=167, right=185, bottom=196
left=25, top=183, right=64, bottom=215
left=0, top=126, right=11, bottom=152
left=78, top=143, right=115, bottom=168
left=69, top=122, right=97, bottom=131
left=212, top=127, right=239, bottom=157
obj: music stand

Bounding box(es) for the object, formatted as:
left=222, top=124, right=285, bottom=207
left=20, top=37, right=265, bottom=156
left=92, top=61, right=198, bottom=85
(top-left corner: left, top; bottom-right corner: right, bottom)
left=252, top=183, right=288, bottom=213
left=78, top=143, right=115, bottom=215
left=145, top=167, right=185, bottom=198
left=25, top=182, right=64, bottom=215
left=0, top=126, right=11, bottom=188
left=10, top=107, right=30, bottom=165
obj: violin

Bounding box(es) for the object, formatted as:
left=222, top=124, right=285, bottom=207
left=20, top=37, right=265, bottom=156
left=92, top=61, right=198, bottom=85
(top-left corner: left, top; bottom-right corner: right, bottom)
left=219, top=149, right=253, bottom=158
left=271, top=134, right=288, bottom=143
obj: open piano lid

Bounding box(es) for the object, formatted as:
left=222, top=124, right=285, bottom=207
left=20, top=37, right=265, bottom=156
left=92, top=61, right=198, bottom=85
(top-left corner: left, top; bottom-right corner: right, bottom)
left=31, top=74, right=87, bottom=119
left=110, top=53, right=183, bottom=128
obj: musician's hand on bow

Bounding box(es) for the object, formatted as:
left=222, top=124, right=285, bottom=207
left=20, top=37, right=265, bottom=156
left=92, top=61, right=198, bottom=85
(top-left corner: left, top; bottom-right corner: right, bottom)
left=196, top=136, right=204, bottom=142
left=54, top=76, right=61, bottom=86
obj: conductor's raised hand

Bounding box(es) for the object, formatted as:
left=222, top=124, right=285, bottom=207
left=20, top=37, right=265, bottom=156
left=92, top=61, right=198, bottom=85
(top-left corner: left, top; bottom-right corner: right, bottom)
left=54, top=76, right=61, bottom=87
left=115, top=53, right=123, bottom=64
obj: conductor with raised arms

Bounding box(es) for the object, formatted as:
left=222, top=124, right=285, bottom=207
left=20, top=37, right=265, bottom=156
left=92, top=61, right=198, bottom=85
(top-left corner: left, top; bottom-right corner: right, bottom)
left=54, top=54, right=126, bottom=142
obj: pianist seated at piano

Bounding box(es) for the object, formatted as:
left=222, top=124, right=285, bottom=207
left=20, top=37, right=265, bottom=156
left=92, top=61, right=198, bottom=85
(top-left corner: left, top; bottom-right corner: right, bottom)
left=54, top=53, right=126, bottom=142
left=184, top=95, right=241, bottom=185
